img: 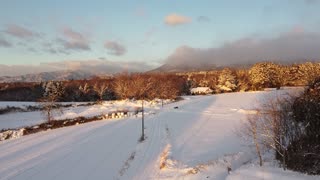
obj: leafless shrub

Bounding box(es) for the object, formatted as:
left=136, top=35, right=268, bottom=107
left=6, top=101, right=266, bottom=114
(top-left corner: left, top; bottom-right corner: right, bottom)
left=93, top=82, right=108, bottom=104
left=242, top=92, right=301, bottom=168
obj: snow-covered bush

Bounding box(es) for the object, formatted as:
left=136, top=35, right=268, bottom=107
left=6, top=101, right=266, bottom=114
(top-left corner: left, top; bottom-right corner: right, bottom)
left=42, top=81, right=65, bottom=100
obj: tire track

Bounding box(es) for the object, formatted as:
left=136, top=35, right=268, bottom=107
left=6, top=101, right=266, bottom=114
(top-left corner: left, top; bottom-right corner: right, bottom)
left=132, top=112, right=163, bottom=180
left=2, top=121, right=117, bottom=180
left=8, top=118, right=132, bottom=180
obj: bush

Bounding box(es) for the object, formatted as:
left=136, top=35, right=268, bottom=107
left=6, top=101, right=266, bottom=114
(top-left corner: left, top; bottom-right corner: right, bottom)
left=285, top=78, right=320, bottom=174
left=242, top=83, right=320, bottom=174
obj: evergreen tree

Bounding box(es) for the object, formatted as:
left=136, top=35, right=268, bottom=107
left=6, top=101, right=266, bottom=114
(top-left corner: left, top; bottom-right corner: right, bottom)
left=217, top=68, right=237, bottom=92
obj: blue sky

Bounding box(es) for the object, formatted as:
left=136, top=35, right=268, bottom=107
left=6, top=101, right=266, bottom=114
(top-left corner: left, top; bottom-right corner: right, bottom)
left=0, top=0, right=319, bottom=67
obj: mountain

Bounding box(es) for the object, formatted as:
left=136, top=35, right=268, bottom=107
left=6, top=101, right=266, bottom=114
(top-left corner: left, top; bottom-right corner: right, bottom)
left=150, top=62, right=218, bottom=73
left=150, top=61, right=255, bottom=73
left=0, top=60, right=157, bottom=82
left=0, top=70, right=101, bottom=83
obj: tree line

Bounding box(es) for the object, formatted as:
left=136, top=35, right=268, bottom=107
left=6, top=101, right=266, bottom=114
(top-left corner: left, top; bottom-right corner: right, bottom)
left=181, top=61, right=320, bottom=93
left=0, top=61, right=320, bottom=102
left=0, top=73, right=187, bottom=102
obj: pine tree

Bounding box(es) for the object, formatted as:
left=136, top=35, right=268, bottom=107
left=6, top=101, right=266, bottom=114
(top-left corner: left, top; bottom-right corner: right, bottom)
left=217, top=68, right=237, bottom=92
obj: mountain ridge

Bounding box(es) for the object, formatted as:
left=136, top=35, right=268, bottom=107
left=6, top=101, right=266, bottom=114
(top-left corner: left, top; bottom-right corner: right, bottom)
left=0, top=70, right=102, bottom=83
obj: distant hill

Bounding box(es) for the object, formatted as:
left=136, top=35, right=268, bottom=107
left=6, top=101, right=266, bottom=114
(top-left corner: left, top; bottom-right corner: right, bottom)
left=0, top=60, right=155, bottom=82
left=0, top=70, right=102, bottom=83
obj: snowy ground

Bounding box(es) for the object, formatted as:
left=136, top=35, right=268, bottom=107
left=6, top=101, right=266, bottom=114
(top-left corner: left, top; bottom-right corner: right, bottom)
left=0, top=90, right=318, bottom=180
left=0, top=99, right=169, bottom=129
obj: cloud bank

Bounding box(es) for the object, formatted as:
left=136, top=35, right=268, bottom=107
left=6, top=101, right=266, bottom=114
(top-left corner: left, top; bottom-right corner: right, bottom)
left=165, top=31, right=320, bottom=67
left=164, top=14, right=191, bottom=26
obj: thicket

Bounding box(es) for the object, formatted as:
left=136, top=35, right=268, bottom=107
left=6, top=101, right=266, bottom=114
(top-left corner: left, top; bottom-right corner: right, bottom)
left=285, top=78, right=320, bottom=174
left=244, top=77, right=320, bottom=175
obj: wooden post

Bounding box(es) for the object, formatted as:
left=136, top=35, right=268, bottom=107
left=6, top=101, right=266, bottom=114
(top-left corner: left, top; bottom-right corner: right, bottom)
left=141, top=99, right=145, bottom=141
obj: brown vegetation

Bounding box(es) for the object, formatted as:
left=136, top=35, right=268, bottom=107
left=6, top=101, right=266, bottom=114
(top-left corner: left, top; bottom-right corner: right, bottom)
left=1, top=62, right=320, bottom=102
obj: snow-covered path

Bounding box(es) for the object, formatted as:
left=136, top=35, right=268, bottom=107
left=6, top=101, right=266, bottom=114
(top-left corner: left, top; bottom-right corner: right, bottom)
left=0, top=91, right=318, bottom=180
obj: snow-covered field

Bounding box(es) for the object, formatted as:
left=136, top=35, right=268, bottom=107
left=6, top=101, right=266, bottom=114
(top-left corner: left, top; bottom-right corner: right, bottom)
left=0, top=99, right=169, bottom=129
left=0, top=90, right=318, bottom=180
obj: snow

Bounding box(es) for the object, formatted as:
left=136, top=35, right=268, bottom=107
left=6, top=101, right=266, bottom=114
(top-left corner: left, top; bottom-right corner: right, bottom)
left=190, top=87, right=213, bottom=94
left=0, top=128, right=24, bottom=141
left=0, top=99, right=171, bottom=129
left=227, top=164, right=319, bottom=180
left=0, top=102, right=38, bottom=108
left=264, top=88, right=277, bottom=91
left=0, top=101, right=86, bottom=109
left=0, top=89, right=318, bottom=180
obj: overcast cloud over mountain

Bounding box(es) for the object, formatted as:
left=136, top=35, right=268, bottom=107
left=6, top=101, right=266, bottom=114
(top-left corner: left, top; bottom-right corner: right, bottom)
left=158, top=30, right=320, bottom=71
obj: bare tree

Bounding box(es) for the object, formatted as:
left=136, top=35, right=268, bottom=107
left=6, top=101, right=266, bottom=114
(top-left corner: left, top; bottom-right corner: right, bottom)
left=242, top=92, right=300, bottom=168
left=114, top=73, right=154, bottom=141
left=39, top=81, right=65, bottom=123
left=131, top=74, right=154, bottom=141
left=245, top=113, right=263, bottom=166
left=93, top=82, right=108, bottom=103
left=154, top=74, right=180, bottom=107
left=79, top=83, right=90, bottom=96
left=114, top=72, right=133, bottom=100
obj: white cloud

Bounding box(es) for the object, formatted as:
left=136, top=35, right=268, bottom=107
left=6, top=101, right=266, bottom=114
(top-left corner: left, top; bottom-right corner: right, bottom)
left=164, top=14, right=192, bottom=26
